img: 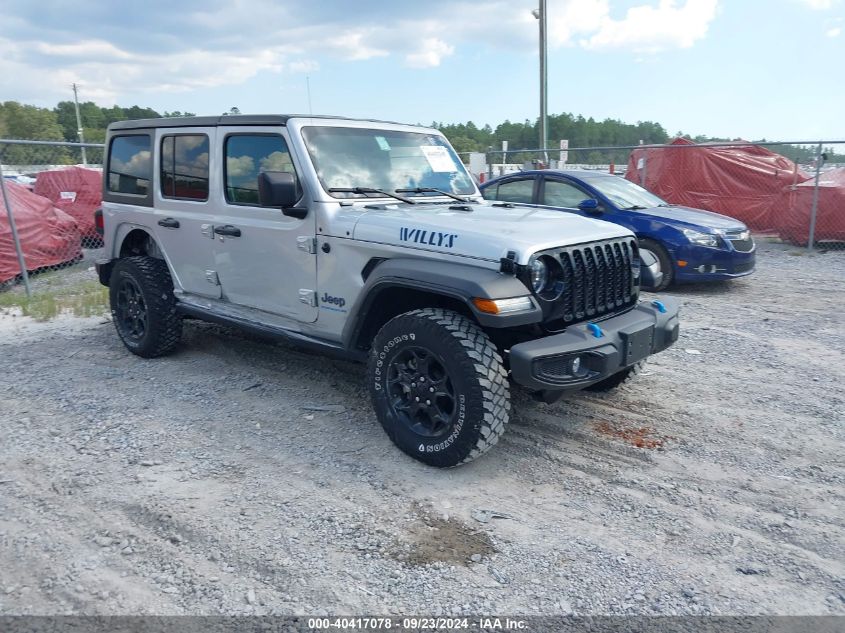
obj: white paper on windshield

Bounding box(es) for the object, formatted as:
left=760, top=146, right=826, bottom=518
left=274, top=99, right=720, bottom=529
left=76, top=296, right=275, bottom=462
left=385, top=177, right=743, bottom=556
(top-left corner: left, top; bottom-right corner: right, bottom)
left=420, top=145, right=456, bottom=172
left=60, top=191, right=77, bottom=201
left=375, top=136, right=391, bottom=151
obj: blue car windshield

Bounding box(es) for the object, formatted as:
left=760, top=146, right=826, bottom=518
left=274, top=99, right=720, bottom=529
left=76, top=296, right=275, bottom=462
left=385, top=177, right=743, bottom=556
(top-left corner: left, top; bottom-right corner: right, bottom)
left=590, top=176, right=667, bottom=209
left=301, top=126, right=476, bottom=199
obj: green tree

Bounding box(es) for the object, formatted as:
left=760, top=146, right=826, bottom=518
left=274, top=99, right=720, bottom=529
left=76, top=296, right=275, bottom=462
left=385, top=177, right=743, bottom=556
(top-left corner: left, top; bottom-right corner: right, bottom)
left=0, top=101, right=70, bottom=164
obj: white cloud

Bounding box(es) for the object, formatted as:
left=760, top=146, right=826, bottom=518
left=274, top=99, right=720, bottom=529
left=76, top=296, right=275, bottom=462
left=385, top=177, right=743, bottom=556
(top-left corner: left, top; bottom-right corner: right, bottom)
left=795, top=0, right=838, bottom=9
left=827, top=26, right=843, bottom=36
left=34, top=39, right=134, bottom=60
left=579, top=0, right=720, bottom=53
left=0, top=35, right=301, bottom=104
left=0, top=0, right=721, bottom=106
left=548, top=0, right=608, bottom=46
left=405, top=38, right=455, bottom=68
left=329, top=31, right=389, bottom=61
left=227, top=155, right=255, bottom=179
left=113, top=150, right=151, bottom=178
left=288, top=59, right=320, bottom=73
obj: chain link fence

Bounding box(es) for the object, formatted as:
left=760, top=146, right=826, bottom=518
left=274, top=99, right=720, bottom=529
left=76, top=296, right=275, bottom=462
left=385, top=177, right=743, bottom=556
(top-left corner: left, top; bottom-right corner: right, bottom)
left=461, top=140, right=845, bottom=250
left=1, top=137, right=843, bottom=303
left=0, top=140, right=106, bottom=311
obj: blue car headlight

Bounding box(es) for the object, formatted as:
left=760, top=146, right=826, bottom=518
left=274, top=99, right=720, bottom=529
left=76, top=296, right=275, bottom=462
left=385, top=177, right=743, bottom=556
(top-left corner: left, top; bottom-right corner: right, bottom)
left=682, top=228, right=721, bottom=248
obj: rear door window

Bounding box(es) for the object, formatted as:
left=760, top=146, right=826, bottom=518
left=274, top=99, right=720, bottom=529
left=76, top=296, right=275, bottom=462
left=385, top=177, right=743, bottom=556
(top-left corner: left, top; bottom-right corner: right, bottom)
left=488, top=178, right=535, bottom=204
left=160, top=134, right=210, bottom=200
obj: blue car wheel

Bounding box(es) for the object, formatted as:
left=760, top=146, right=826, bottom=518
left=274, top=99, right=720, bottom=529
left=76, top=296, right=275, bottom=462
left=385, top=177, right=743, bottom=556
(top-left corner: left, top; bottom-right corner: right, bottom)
left=638, top=238, right=673, bottom=291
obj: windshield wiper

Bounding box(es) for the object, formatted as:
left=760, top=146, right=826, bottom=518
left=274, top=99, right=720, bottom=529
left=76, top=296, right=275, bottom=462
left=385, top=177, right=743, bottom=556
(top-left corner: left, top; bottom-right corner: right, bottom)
left=328, top=187, right=416, bottom=204
left=395, top=187, right=472, bottom=203
left=620, top=205, right=648, bottom=210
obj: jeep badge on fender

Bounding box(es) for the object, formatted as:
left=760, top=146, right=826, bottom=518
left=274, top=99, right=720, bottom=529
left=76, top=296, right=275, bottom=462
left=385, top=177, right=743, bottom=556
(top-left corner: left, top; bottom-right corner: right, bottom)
left=96, top=114, right=680, bottom=468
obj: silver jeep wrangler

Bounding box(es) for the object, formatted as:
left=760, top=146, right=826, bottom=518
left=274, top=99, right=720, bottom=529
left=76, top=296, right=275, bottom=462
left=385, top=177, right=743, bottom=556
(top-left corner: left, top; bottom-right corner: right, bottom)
left=96, top=115, right=679, bottom=467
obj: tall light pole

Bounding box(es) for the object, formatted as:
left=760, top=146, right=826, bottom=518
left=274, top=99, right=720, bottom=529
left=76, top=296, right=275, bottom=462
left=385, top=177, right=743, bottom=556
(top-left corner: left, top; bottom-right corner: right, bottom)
left=533, top=0, right=549, bottom=164
left=72, top=83, right=87, bottom=166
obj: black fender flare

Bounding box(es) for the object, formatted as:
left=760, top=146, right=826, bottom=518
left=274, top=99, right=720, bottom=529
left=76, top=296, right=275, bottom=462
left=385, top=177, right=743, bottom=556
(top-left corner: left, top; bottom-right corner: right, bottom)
left=341, top=258, right=542, bottom=349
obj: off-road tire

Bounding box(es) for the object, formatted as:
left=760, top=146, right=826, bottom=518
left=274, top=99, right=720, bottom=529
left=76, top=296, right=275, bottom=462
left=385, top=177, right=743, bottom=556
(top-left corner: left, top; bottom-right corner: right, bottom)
left=585, top=361, right=646, bottom=392
left=109, top=256, right=182, bottom=358
left=368, top=308, right=510, bottom=467
left=638, top=238, right=673, bottom=291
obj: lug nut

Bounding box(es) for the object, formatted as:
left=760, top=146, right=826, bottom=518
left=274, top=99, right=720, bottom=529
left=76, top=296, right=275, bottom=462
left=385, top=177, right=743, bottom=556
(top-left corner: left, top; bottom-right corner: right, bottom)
left=426, top=400, right=431, bottom=405
left=415, top=397, right=420, bottom=402
left=430, top=387, right=435, bottom=392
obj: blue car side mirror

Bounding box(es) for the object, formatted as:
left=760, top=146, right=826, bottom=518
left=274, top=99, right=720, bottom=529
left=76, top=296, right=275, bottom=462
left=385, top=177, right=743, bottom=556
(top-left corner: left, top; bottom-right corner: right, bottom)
left=578, top=198, right=601, bottom=212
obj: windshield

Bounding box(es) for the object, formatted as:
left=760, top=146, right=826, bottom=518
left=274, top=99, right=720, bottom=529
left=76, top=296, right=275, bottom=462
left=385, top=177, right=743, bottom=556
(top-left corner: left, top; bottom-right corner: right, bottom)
left=302, top=126, right=476, bottom=199
left=589, top=176, right=667, bottom=209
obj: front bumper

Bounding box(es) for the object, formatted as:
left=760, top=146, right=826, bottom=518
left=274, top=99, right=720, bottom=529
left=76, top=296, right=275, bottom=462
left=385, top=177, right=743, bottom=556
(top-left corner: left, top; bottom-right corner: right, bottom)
left=509, top=298, right=680, bottom=392
left=673, top=243, right=755, bottom=282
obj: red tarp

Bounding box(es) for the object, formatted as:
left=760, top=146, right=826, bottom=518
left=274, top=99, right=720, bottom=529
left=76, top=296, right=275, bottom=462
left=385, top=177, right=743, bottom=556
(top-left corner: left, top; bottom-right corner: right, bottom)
left=33, top=167, right=103, bottom=239
left=626, top=138, right=812, bottom=231
left=1, top=181, right=82, bottom=284
left=770, top=168, right=845, bottom=245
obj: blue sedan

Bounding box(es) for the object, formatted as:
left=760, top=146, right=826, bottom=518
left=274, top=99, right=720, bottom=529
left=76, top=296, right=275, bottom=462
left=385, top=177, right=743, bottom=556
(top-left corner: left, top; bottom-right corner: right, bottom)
left=480, top=170, right=756, bottom=291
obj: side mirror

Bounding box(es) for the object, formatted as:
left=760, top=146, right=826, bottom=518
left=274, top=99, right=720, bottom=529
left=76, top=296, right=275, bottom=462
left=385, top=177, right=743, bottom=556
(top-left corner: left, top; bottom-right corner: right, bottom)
left=578, top=198, right=602, bottom=213
left=258, top=171, right=304, bottom=217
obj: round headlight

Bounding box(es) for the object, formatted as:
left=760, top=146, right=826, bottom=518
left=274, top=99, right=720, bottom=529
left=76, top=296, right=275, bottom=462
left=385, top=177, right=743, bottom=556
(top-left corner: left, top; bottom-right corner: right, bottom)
left=529, top=257, right=549, bottom=293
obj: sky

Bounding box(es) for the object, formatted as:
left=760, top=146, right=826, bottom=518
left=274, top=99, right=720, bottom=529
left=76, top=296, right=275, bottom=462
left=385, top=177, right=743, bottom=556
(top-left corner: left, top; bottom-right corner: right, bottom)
left=1, top=0, right=843, bottom=141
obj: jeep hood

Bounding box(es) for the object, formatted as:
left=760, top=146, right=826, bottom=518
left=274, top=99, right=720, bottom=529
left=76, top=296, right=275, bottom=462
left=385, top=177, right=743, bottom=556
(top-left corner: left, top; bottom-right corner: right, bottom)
left=352, top=201, right=633, bottom=264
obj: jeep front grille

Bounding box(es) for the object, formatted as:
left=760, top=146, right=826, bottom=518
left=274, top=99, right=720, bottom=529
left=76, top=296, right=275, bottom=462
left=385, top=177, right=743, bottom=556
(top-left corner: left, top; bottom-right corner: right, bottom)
left=536, top=237, right=638, bottom=327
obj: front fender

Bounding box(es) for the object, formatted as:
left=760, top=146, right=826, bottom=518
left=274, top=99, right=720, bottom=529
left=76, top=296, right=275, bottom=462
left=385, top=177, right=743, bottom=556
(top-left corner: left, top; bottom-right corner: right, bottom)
left=341, top=258, right=542, bottom=348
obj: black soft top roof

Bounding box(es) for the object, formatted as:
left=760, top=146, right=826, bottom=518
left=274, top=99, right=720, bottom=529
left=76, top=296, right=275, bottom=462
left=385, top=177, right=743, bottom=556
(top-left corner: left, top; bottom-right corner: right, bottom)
left=107, top=114, right=408, bottom=131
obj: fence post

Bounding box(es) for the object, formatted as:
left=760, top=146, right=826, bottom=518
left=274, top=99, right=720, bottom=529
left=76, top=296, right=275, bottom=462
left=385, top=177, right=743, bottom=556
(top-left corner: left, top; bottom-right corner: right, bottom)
left=640, top=151, right=648, bottom=188
left=0, top=160, right=33, bottom=297
left=807, top=142, right=823, bottom=252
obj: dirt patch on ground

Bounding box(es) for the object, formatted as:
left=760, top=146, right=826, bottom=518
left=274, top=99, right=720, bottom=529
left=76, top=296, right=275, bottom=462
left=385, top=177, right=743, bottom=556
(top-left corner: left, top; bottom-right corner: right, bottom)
left=391, top=505, right=496, bottom=567
left=593, top=420, right=671, bottom=449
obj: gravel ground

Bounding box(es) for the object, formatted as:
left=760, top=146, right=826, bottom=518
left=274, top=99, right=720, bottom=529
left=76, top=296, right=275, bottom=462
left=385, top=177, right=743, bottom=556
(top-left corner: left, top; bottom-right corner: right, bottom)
left=0, top=242, right=843, bottom=617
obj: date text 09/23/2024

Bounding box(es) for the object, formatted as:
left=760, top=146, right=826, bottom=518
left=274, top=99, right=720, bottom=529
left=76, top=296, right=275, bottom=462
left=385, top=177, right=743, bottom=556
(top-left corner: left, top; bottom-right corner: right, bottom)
left=307, top=616, right=528, bottom=629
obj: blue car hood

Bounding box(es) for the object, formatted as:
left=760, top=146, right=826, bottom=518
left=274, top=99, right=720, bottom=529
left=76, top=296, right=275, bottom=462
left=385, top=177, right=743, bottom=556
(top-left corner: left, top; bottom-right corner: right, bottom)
left=634, top=205, right=745, bottom=231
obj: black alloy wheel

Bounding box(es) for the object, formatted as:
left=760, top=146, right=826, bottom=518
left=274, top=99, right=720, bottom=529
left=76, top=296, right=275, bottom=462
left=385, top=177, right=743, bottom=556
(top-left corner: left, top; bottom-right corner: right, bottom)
left=115, top=276, right=148, bottom=342
left=386, top=346, right=456, bottom=438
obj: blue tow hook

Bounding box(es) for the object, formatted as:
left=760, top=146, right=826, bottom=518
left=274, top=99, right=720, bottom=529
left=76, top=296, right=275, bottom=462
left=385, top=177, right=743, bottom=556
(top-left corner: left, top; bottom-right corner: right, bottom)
left=587, top=323, right=604, bottom=338
left=651, top=300, right=667, bottom=314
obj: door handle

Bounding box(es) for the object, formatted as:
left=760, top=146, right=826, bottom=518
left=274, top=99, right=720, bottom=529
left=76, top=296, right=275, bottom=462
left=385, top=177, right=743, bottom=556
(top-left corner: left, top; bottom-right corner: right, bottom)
left=157, top=217, right=180, bottom=229
left=213, top=225, right=242, bottom=237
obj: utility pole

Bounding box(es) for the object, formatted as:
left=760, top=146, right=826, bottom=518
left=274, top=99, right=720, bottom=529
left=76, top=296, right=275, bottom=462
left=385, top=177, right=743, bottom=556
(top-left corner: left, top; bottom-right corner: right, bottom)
left=72, top=83, right=87, bottom=166
left=533, top=0, right=549, bottom=164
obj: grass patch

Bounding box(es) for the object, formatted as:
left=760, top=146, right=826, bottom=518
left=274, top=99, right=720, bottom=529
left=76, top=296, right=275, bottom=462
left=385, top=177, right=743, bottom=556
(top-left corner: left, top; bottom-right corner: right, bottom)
left=0, top=278, right=109, bottom=321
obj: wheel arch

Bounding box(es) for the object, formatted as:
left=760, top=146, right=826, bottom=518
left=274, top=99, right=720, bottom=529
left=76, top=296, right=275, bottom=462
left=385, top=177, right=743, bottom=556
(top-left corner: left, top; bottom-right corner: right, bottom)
left=97, top=225, right=174, bottom=288
left=342, top=257, right=541, bottom=352
left=115, top=225, right=165, bottom=260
